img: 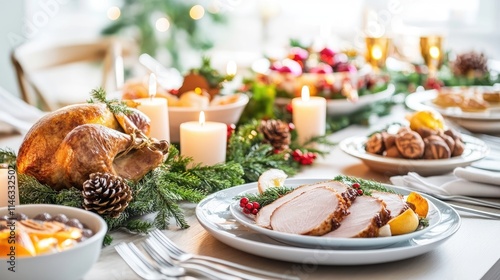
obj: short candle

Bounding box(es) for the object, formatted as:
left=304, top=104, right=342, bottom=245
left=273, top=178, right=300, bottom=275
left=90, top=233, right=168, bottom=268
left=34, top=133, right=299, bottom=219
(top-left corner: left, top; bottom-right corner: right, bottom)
left=180, top=111, right=227, bottom=167
left=292, top=86, right=326, bottom=145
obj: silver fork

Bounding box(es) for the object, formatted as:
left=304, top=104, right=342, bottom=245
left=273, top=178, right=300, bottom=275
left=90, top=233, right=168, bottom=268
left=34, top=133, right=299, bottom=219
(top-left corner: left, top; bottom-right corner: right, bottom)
left=143, top=239, right=241, bottom=280
left=115, top=242, right=178, bottom=280
left=149, top=229, right=300, bottom=280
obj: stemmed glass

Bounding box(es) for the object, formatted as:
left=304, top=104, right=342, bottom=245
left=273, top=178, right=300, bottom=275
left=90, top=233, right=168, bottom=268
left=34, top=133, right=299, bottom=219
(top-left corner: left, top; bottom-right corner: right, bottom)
left=420, top=35, right=443, bottom=76
left=365, top=37, right=391, bottom=73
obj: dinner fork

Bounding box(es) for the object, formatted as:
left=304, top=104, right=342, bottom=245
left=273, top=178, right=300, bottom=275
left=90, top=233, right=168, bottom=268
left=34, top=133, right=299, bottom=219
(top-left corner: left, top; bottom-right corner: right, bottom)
left=142, top=239, right=241, bottom=280
left=115, top=242, right=179, bottom=280
left=149, top=229, right=300, bottom=280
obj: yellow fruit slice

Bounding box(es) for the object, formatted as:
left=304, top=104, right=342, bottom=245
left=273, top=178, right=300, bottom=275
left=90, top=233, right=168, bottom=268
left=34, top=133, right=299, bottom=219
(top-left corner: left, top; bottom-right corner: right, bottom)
left=406, top=192, right=429, bottom=218
left=388, top=208, right=419, bottom=236
left=407, top=110, right=444, bottom=131
left=257, top=169, right=287, bottom=194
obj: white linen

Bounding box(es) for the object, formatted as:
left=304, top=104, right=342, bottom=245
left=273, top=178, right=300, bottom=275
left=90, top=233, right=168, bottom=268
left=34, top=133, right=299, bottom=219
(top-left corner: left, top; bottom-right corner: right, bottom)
left=390, top=167, right=500, bottom=198
left=0, top=87, right=44, bottom=134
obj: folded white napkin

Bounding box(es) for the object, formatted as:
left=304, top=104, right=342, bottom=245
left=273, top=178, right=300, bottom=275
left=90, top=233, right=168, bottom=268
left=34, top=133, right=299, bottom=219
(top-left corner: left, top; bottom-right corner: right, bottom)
left=390, top=167, right=500, bottom=198
left=0, top=87, right=44, bottom=134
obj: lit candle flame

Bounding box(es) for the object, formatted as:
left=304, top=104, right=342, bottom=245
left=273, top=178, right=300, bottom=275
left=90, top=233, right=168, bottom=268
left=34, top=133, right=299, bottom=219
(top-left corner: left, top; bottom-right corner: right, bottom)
left=199, top=111, right=206, bottom=126
left=301, top=85, right=310, bottom=101
left=371, top=45, right=383, bottom=60
left=148, top=73, right=156, bottom=101
left=429, top=46, right=440, bottom=59
left=226, top=60, right=237, bottom=76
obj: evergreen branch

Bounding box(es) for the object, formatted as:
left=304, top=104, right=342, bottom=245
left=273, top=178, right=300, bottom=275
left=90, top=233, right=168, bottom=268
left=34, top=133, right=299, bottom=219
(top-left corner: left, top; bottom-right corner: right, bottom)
left=235, top=186, right=295, bottom=207
left=333, top=175, right=394, bottom=195
left=0, top=148, right=17, bottom=167
left=87, top=87, right=133, bottom=115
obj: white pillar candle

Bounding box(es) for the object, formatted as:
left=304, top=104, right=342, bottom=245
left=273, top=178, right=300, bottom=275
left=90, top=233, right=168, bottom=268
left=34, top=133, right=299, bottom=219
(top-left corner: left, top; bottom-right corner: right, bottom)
left=180, top=111, right=227, bottom=167
left=135, top=73, right=170, bottom=142
left=0, top=164, right=20, bottom=208
left=292, top=86, right=326, bottom=145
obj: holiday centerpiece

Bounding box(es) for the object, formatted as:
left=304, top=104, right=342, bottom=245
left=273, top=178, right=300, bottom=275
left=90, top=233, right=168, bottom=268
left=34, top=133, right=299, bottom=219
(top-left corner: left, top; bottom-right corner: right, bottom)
left=1, top=88, right=333, bottom=245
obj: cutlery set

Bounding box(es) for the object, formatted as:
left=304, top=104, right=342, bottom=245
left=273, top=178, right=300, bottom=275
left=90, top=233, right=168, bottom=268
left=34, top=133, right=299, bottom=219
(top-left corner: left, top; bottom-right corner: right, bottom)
left=116, top=229, right=299, bottom=280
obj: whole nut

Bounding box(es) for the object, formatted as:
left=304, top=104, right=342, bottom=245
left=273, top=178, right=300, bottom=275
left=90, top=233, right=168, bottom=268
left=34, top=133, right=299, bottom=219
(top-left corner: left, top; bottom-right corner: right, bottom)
left=382, top=132, right=397, bottom=149
left=385, top=146, right=403, bottom=158
left=438, top=133, right=455, bottom=154
left=423, top=136, right=451, bottom=159
left=366, top=133, right=385, bottom=155
left=416, top=127, right=437, bottom=139
left=395, top=131, right=425, bottom=159
left=452, top=138, right=465, bottom=156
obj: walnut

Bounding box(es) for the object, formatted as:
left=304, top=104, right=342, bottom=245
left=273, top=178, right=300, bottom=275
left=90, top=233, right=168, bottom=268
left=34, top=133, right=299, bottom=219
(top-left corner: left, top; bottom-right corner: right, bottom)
left=395, top=131, right=425, bottom=159
left=397, top=127, right=412, bottom=135
left=381, top=132, right=396, bottom=149
left=444, top=128, right=461, bottom=141
left=437, top=133, right=455, bottom=154
left=452, top=138, right=465, bottom=157
left=416, top=127, right=438, bottom=139
left=423, top=136, right=451, bottom=159
left=366, top=133, right=385, bottom=155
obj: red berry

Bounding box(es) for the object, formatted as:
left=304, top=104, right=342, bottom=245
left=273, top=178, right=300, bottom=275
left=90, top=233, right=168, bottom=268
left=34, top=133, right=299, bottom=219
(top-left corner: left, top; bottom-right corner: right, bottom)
left=245, top=203, right=254, bottom=210
left=352, top=183, right=360, bottom=189
left=286, top=103, right=293, bottom=114
left=288, top=123, right=295, bottom=131
left=357, top=189, right=364, bottom=195
left=252, top=202, right=260, bottom=209
left=240, top=197, right=249, bottom=205
left=252, top=209, right=259, bottom=215
left=243, top=208, right=251, bottom=214
left=240, top=202, right=246, bottom=208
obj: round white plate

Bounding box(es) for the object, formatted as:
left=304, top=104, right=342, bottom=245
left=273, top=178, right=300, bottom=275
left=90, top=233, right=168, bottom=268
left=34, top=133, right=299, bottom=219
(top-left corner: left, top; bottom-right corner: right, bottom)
left=196, top=179, right=461, bottom=265
left=340, top=134, right=489, bottom=176
left=276, top=84, right=395, bottom=116
left=229, top=187, right=440, bottom=249
left=405, top=89, right=500, bottom=133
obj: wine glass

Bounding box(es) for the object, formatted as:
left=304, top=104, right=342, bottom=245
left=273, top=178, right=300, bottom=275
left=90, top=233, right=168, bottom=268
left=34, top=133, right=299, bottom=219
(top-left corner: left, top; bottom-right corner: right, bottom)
left=420, top=35, right=443, bottom=76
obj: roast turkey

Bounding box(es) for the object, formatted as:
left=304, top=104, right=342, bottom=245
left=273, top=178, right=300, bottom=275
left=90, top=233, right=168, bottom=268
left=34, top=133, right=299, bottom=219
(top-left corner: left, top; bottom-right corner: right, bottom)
left=17, top=103, right=169, bottom=190
left=322, top=195, right=391, bottom=238
left=270, top=186, right=348, bottom=235
left=255, top=180, right=356, bottom=229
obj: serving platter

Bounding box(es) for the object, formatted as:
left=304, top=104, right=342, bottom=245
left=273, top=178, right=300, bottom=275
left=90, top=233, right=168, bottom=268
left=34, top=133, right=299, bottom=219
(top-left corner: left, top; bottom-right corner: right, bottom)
left=229, top=184, right=440, bottom=249
left=339, top=134, right=489, bottom=176
left=196, top=179, right=461, bottom=265
left=405, top=88, right=500, bottom=133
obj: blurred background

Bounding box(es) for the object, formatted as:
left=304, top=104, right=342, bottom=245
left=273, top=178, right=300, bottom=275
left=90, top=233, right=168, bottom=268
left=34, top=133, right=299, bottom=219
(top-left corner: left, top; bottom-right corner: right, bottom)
left=1, top=0, right=499, bottom=100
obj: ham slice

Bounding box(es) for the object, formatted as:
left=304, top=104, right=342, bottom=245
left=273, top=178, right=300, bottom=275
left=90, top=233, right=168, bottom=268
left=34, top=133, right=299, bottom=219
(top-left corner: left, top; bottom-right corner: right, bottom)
left=371, top=191, right=408, bottom=218
left=255, top=180, right=354, bottom=229
left=323, top=196, right=391, bottom=238
left=270, top=187, right=348, bottom=235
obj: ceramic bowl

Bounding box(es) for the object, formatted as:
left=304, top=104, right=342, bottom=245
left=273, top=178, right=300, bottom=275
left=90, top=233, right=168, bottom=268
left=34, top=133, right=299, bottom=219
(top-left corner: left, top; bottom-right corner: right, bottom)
left=168, top=93, right=249, bottom=142
left=0, top=204, right=107, bottom=280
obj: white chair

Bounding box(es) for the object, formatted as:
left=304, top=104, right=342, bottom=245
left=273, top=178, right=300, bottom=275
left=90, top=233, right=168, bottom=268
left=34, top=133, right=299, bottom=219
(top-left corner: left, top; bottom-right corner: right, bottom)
left=11, top=37, right=137, bottom=111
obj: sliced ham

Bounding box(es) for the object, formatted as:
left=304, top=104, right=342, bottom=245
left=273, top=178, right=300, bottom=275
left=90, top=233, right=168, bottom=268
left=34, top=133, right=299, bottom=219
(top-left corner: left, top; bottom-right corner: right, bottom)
left=371, top=191, right=409, bottom=219
left=255, top=180, right=354, bottom=229
left=322, top=195, right=391, bottom=238
left=270, top=186, right=348, bottom=235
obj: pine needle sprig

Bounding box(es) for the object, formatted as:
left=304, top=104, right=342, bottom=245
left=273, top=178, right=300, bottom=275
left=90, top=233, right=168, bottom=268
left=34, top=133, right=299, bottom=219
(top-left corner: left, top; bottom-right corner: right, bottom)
left=0, top=148, right=17, bottom=167
left=87, top=87, right=133, bottom=115
left=235, top=186, right=295, bottom=207
left=333, top=175, right=393, bottom=195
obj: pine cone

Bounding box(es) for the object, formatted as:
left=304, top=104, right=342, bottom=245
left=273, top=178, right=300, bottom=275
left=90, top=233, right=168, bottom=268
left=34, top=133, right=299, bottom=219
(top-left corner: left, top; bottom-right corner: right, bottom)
left=452, top=51, right=488, bottom=78
left=259, top=119, right=291, bottom=151
left=82, top=172, right=133, bottom=218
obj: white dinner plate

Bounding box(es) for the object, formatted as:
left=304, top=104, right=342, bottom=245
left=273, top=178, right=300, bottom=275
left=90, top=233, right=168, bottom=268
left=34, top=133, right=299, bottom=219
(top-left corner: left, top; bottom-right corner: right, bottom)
left=229, top=186, right=440, bottom=249
left=405, top=89, right=500, bottom=133
left=196, top=178, right=461, bottom=265
left=276, top=84, right=395, bottom=116
left=339, top=134, right=489, bottom=176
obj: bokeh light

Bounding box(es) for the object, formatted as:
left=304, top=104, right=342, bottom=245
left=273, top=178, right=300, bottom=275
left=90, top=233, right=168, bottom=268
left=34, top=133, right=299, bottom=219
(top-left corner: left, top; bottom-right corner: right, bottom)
left=190, top=5, right=205, bottom=20
left=107, top=6, right=121, bottom=21
left=155, top=17, right=170, bottom=32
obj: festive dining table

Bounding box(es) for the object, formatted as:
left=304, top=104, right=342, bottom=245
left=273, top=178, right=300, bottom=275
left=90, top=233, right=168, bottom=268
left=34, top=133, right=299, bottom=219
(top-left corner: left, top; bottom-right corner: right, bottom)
left=1, top=105, right=499, bottom=280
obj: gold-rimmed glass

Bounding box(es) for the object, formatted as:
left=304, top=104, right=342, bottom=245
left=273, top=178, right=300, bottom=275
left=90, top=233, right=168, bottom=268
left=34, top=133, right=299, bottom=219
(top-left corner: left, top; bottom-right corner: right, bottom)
left=420, top=35, right=443, bottom=75
left=365, top=37, right=391, bottom=72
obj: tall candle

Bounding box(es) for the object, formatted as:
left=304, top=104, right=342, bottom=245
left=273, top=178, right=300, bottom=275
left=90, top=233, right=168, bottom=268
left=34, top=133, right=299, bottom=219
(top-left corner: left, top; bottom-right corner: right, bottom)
left=180, top=111, right=227, bottom=167
left=135, top=73, right=170, bottom=141
left=0, top=164, right=19, bottom=208
left=292, top=86, right=326, bottom=145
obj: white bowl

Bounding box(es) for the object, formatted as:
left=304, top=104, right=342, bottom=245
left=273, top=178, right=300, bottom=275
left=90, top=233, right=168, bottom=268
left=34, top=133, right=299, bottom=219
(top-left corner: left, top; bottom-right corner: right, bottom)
left=168, top=93, right=249, bottom=142
left=0, top=204, right=107, bottom=280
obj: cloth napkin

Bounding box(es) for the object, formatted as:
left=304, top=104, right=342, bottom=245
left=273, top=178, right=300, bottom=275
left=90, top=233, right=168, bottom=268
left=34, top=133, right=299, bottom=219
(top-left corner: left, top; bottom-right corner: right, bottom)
left=390, top=167, right=500, bottom=198
left=0, top=86, right=45, bottom=134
